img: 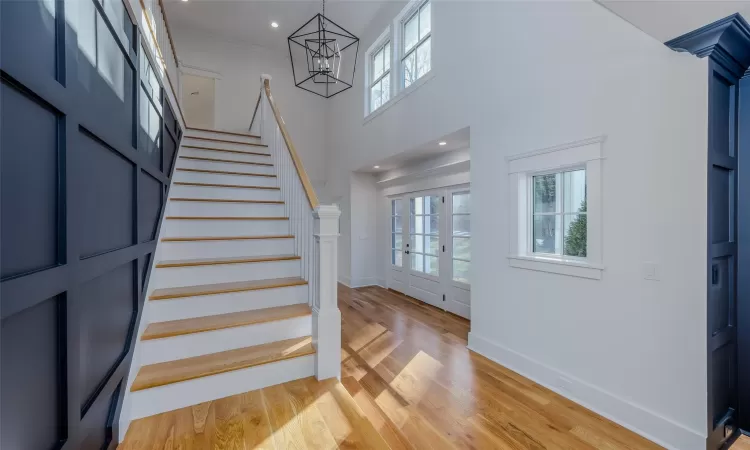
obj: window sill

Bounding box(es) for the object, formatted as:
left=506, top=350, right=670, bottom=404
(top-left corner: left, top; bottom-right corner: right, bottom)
left=507, top=255, right=603, bottom=280
left=364, top=70, right=435, bottom=125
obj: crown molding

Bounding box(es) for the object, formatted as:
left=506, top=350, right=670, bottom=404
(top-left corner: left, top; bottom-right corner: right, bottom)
left=665, top=13, right=750, bottom=77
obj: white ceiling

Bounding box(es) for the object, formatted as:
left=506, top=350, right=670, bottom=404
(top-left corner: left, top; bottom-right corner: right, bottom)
left=597, top=0, right=750, bottom=43
left=363, top=127, right=471, bottom=173
left=163, top=0, right=386, bottom=54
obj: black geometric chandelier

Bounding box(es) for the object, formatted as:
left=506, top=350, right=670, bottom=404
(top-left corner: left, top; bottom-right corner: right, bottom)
left=287, top=0, right=359, bottom=98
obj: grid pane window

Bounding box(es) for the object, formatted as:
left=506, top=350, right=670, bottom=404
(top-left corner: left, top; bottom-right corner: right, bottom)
left=452, top=192, right=470, bottom=283
left=532, top=169, right=587, bottom=257
left=410, top=195, right=439, bottom=275
left=369, top=41, right=391, bottom=113
left=391, top=199, right=402, bottom=266
left=402, top=0, right=431, bottom=88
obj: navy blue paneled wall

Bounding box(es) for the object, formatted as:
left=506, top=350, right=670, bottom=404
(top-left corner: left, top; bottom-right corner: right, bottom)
left=0, top=0, right=182, bottom=448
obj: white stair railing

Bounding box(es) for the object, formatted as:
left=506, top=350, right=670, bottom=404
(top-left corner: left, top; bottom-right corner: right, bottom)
left=258, top=74, right=341, bottom=380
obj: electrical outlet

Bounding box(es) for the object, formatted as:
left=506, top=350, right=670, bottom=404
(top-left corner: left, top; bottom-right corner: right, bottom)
left=643, top=262, right=659, bottom=281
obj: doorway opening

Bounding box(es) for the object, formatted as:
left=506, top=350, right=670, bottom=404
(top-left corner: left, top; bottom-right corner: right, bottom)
left=181, top=73, right=216, bottom=129
left=388, top=187, right=471, bottom=319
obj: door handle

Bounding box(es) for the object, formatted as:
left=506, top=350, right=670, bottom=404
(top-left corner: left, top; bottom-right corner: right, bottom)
left=405, top=250, right=410, bottom=254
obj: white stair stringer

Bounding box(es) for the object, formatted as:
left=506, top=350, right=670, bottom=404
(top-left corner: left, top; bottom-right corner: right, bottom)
left=128, top=354, right=315, bottom=421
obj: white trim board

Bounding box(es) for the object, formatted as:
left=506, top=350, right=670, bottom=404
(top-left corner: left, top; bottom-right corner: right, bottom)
left=381, top=172, right=469, bottom=197
left=467, top=333, right=705, bottom=450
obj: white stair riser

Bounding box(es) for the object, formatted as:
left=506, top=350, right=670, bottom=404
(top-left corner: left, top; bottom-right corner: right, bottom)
left=166, top=201, right=285, bottom=218
left=149, top=284, right=308, bottom=322
left=141, top=315, right=312, bottom=364
left=152, top=259, right=300, bottom=289
left=128, top=354, right=315, bottom=420
left=185, top=130, right=261, bottom=145
left=159, top=238, right=295, bottom=260
left=169, top=185, right=281, bottom=201
left=183, top=137, right=267, bottom=153
left=177, top=158, right=275, bottom=175
left=181, top=147, right=272, bottom=165
left=173, top=170, right=277, bottom=187
left=163, top=219, right=289, bottom=237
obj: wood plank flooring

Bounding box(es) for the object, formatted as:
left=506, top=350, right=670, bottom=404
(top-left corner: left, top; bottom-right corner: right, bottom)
left=120, top=285, right=675, bottom=449
left=732, top=435, right=750, bottom=450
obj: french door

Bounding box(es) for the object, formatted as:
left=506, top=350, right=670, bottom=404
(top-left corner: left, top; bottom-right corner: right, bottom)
left=389, top=187, right=471, bottom=318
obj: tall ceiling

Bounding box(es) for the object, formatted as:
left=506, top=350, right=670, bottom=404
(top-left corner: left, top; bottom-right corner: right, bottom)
left=597, top=1, right=750, bottom=43
left=163, top=0, right=386, bottom=54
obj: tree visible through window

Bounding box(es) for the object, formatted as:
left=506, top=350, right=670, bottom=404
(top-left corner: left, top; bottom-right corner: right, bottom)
left=532, top=169, right=586, bottom=257
left=402, top=1, right=431, bottom=88
left=370, top=41, right=391, bottom=113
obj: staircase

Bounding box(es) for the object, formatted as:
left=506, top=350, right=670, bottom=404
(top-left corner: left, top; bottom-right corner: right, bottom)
left=120, top=76, right=341, bottom=432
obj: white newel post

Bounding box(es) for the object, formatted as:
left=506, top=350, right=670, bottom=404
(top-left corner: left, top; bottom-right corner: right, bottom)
left=312, top=204, right=341, bottom=380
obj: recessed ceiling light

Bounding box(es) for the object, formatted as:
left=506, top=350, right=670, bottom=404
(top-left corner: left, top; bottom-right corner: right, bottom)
left=373, top=165, right=380, bottom=169
left=271, top=22, right=279, bottom=28
left=439, top=141, right=447, bottom=146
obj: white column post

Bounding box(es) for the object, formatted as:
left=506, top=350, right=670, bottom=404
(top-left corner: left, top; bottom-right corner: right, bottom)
left=312, top=204, right=341, bottom=380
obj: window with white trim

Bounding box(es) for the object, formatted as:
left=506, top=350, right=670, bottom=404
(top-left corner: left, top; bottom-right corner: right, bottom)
left=452, top=191, right=470, bottom=283
left=369, top=41, right=391, bottom=113
left=391, top=199, right=403, bottom=267
left=507, top=137, right=603, bottom=279
left=410, top=195, right=439, bottom=275
left=531, top=169, right=587, bottom=257
left=402, top=0, right=431, bottom=89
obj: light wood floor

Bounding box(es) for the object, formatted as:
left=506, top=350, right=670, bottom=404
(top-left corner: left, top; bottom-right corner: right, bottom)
left=733, top=435, right=750, bottom=450
left=120, top=285, right=697, bottom=449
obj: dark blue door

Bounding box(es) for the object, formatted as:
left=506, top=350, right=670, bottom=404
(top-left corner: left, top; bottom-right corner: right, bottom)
left=0, top=0, right=181, bottom=448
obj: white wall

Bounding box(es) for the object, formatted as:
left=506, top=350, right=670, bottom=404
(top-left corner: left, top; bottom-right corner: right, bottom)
left=325, top=1, right=709, bottom=449
left=349, top=172, right=379, bottom=287
left=172, top=27, right=329, bottom=188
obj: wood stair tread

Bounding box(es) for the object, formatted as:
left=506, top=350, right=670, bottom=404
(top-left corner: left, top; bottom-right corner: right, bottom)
left=179, top=156, right=273, bottom=167
left=182, top=145, right=270, bottom=156
left=149, top=276, right=307, bottom=300
left=161, top=235, right=294, bottom=242
left=156, top=254, right=300, bottom=268
left=173, top=181, right=279, bottom=190
left=186, top=127, right=261, bottom=139
left=141, top=303, right=312, bottom=340
left=187, top=135, right=268, bottom=147
left=165, top=216, right=289, bottom=221
left=131, top=335, right=314, bottom=391
left=176, top=168, right=276, bottom=177
left=169, top=198, right=284, bottom=204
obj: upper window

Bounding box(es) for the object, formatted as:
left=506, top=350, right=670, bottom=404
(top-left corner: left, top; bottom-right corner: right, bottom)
left=452, top=192, right=470, bottom=283
left=531, top=169, right=587, bottom=257
left=370, top=41, right=391, bottom=113
left=402, top=0, right=431, bottom=88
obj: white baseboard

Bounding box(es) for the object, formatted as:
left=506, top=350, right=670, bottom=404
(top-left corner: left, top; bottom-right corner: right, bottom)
left=338, top=276, right=351, bottom=287
left=467, top=333, right=705, bottom=450
left=349, top=277, right=384, bottom=288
